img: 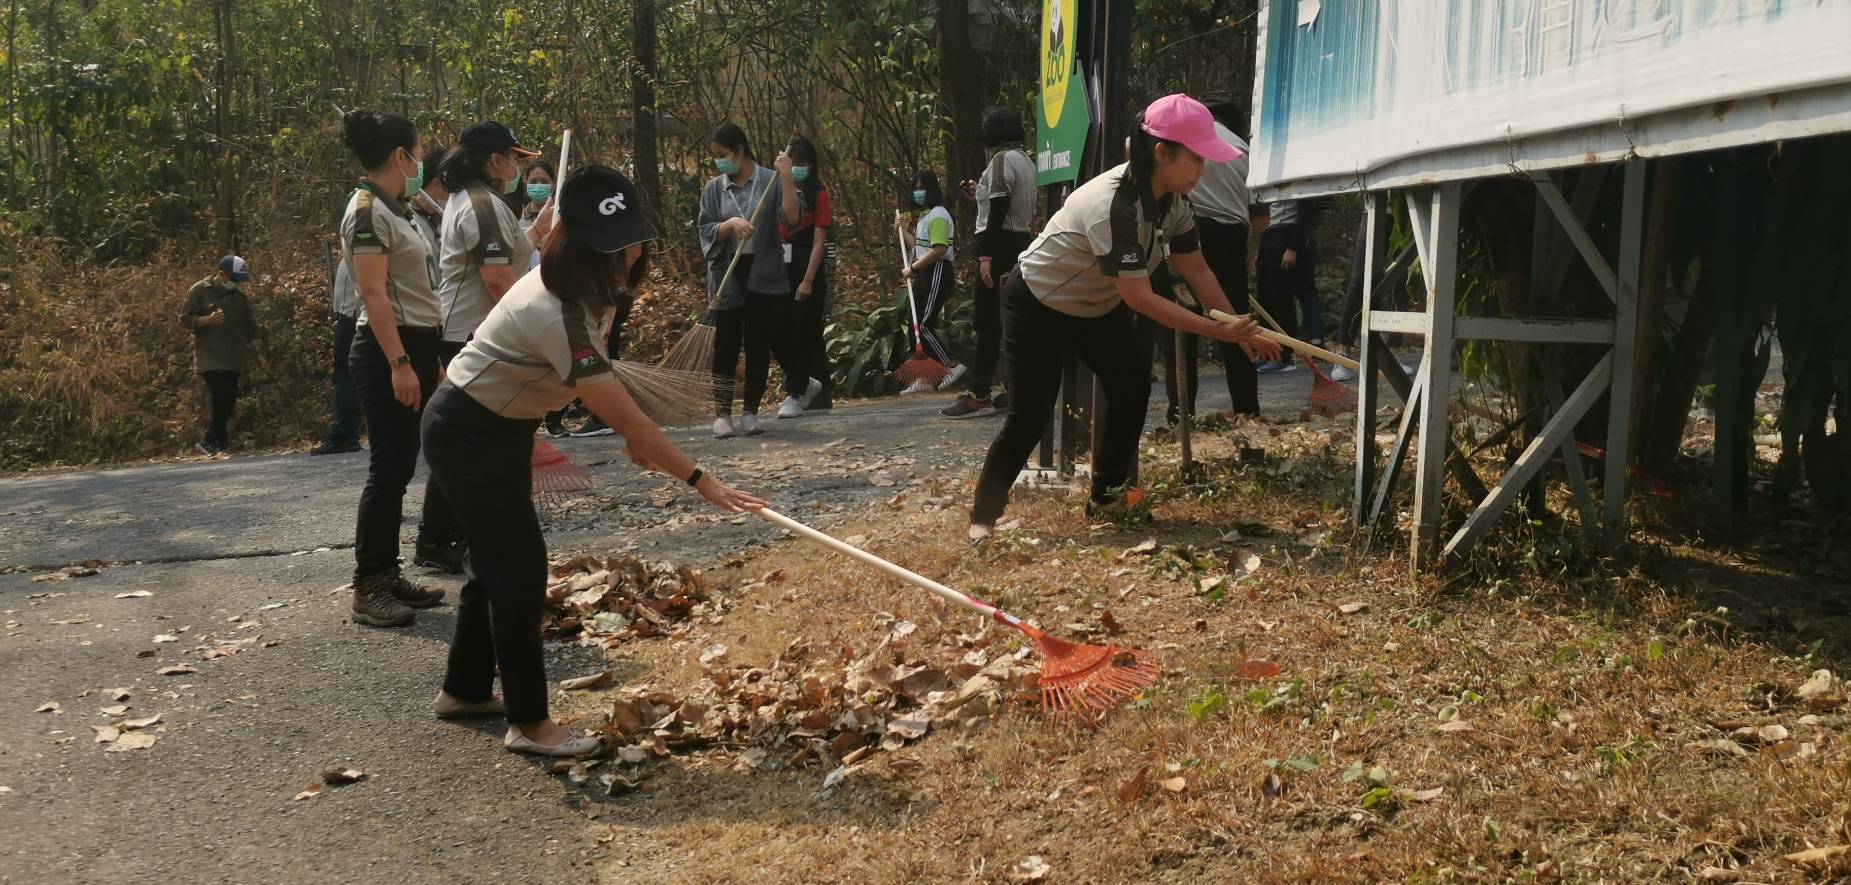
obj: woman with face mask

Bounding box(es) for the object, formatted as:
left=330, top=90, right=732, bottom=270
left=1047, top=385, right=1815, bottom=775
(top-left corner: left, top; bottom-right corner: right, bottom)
left=898, top=169, right=963, bottom=395
left=777, top=135, right=833, bottom=416
left=521, top=160, right=556, bottom=230
left=964, top=95, right=1283, bottom=543
left=423, top=165, right=766, bottom=757
left=337, top=110, right=449, bottom=627
left=697, top=122, right=805, bottom=439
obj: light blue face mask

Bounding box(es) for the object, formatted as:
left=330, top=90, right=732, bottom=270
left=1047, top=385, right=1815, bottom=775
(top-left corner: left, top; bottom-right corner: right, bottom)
left=792, top=166, right=811, bottom=183
left=526, top=182, right=553, bottom=202
left=912, top=189, right=927, bottom=206
left=715, top=156, right=741, bottom=176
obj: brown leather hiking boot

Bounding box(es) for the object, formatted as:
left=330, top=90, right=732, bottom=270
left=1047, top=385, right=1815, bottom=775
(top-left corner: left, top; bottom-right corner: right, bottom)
left=351, top=577, right=415, bottom=628
left=378, top=570, right=444, bottom=608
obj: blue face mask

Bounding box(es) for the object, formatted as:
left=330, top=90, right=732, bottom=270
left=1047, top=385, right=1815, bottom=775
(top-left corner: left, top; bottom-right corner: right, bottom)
left=912, top=190, right=927, bottom=206
left=792, top=167, right=811, bottom=183
left=526, top=182, right=553, bottom=202
left=715, top=156, right=741, bottom=176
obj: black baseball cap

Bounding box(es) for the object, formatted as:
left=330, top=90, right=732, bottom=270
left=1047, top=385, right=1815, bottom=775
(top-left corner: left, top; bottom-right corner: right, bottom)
left=559, top=166, right=657, bottom=254
left=458, top=121, right=540, bottom=158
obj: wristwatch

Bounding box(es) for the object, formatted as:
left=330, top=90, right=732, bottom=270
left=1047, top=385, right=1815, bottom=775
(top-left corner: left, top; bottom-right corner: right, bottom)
left=391, top=354, right=412, bottom=368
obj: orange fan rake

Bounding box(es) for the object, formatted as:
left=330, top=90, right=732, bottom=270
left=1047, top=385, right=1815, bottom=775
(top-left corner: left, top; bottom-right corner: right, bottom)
left=753, top=507, right=1159, bottom=716
left=891, top=216, right=951, bottom=389
left=530, top=440, right=592, bottom=498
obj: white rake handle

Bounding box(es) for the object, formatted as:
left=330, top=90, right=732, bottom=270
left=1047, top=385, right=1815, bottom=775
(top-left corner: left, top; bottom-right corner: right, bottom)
left=753, top=508, right=998, bottom=619
left=1208, top=309, right=1360, bottom=372
left=709, top=172, right=779, bottom=312
left=897, top=216, right=923, bottom=337
left=539, top=129, right=572, bottom=251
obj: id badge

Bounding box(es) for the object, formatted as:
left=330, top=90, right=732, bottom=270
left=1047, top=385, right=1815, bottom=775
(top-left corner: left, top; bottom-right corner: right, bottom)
left=783, top=242, right=794, bottom=263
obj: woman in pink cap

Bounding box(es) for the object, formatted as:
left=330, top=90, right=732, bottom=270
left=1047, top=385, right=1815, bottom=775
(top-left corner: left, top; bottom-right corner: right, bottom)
left=965, top=93, right=1282, bottom=542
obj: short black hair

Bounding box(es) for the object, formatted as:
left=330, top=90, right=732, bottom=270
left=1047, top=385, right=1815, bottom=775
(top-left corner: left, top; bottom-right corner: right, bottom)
left=440, top=139, right=506, bottom=192
left=421, top=146, right=451, bottom=186
left=710, top=122, right=753, bottom=160
left=341, top=110, right=418, bottom=170
left=982, top=108, right=1026, bottom=147
left=912, top=169, right=944, bottom=210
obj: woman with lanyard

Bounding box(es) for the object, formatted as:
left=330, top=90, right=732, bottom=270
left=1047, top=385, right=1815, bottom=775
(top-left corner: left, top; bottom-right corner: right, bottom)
left=337, top=110, right=449, bottom=626
left=698, top=122, right=806, bottom=439
left=778, top=135, right=833, bottom=416
left=944, top=108, right=1036, bottom=418
left=425, top=165, right=765, bottom=757
left=966, top=94, right=1282, bottom=543
left=898, top=169, right=965, bottom=395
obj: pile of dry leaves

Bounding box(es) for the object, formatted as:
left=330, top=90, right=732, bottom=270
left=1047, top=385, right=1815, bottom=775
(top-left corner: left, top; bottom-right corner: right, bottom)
left=543, top=554, right=717, bottom=646
left=578, top=615, right=1041, bottom=794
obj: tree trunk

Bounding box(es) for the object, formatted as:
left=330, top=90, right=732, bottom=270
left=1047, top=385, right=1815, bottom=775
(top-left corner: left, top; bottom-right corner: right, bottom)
left=630, top=0, right=662, bottom=228
left=213, top=0, right=238, bottom=254
left=5, top=0, right=18, bottom=205
left=937, top=0, right=982, bottom=234
left=1627, top=157, right=1680, bottom=467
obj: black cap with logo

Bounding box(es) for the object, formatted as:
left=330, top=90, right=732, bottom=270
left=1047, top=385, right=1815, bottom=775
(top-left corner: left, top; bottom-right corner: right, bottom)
left=458, top=121, right=540, bottom=158
left=559, top=166, right=657, bottom=254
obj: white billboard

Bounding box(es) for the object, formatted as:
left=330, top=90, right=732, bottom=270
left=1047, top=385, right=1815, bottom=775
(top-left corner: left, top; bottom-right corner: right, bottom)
left=1250, top=0, right=1851, bottom=198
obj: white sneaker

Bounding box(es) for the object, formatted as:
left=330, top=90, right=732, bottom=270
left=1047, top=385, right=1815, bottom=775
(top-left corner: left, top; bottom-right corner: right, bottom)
left=798, top=377, right=823, bottom=410
left=711, top=417, right=735, bottom=439
left=901, top=379, right=934, bottom=396
left=1329, top=365, right=1358, bottom=382
left=737, top=413, right=762, bottom=436
left=776, top=396, right=802, bottom=419
left=937, top=363, right=968, bottom=391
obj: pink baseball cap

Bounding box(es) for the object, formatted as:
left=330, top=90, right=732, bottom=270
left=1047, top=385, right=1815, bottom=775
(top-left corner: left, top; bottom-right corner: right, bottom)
left=1141, top=94, right=1241, bottom=164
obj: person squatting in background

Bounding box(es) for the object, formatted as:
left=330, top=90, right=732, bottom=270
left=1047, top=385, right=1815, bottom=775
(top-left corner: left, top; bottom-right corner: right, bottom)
left=335, top=109, right=451, bottom=627
left=899, top=169, right=965, bottom=395
left=698, top=122, right=809, bottom=439
left=180, top=255, right=262, bottom=456
left=943, top=108, right=1035, bottom=419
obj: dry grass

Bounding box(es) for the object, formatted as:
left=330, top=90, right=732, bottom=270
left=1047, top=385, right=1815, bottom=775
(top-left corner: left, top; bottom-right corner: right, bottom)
left=551, top=418, right=1851, bottom=884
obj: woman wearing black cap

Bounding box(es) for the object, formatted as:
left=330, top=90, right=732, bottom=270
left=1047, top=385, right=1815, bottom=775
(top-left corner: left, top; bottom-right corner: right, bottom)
left=423, top=165, right=766, bottom=757
left=966, top=94, right=1282, bottom=542
left=337, top=109, right=449, bottom=628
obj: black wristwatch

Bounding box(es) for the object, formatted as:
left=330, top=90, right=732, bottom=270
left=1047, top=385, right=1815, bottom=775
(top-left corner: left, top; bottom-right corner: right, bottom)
left=391, top=354, right=411, bottom=368
left=685, top=467, right=704, bottom=487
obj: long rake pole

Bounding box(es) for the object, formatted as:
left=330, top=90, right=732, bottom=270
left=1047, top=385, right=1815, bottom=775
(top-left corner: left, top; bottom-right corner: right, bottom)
left=1209, top=308, right=1360, bottom=372
left=708, top=173, right=779, bottom=315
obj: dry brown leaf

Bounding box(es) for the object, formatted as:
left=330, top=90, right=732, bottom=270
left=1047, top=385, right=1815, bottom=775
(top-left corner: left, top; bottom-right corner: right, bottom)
left=1436, top=719, right=1474, bottom=733
left=114, top=591, right=153, bottom=599
left=105, top=732, right=158, bottom=752
left=1160, top=776, right=1187, bottom=793
left=1338, top=602, right=1368, bottom=615
left=1005, top=856, right=1051, bottom=881
left=157, top=664, right=197, bottom=676
left=100, top=705, right=129, bottom=716
left=1783, top=845, right=1851, bottom=865
left=1117, top=766, right=1150, bottom=804
left=33, top=702, right=59, bottom=714
left=1690, top=738, right=1750, bottom=758
left=1100, top=610, right=1122, bottom=634
left=120, top=715, right=160, bottom=731
left=1261, top=772, right=1284, bottom=798
left=559, top=671, right=613, bottom=691
left=293, top=783, right=323, bottom=801
left=322, top=768, right=367, bottom=785
left=1405, top=786, right=1445, bottom=802
left=92, top=726, right=121, bottom=744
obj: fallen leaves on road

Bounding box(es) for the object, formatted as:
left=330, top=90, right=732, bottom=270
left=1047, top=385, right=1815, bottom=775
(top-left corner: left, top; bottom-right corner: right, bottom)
left=157, top=664, right=198, bottom=676
left=294, top=769, right=368, bottom=801
left=34, top=702, right=59, bottom=714
left=560, top=671, right=613, bottom=691
left=1005, top=855, right=1051, bottom=881
left=543, top=555, right=715, bottom=647
left=114, top=590, right=153, bottom=599
left=104, top=732, right=158, bottom=752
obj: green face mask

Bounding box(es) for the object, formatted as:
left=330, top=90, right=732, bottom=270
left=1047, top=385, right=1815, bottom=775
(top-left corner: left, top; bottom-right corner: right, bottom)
left=527, top=183, right=553, bottom=202
left=792, top=167, right=811, bottom=183
left=715, top=156, right=740, bottom=176
left=402, top=155, right=425, bottom=200
left=912, top=190, right=927, bottom=206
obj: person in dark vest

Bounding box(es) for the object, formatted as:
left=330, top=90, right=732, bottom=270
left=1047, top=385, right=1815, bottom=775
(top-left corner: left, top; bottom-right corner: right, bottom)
left=180, top=255, right=262, bottom=456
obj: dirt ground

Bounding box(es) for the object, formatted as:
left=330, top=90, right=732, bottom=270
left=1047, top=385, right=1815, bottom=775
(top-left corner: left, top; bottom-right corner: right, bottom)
left=4, top=370, right=1850, bottom=883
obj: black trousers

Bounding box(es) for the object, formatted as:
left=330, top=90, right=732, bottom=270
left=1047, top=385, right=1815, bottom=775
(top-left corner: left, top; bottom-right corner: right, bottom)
left=900, top=261, right=955, bottom=367
left=329, top=313, right=363, bottom=445
left=349, top=324, right=457, bottom=579
left=971, top=272, right=1151, bottom=525
left=1257, top=225, right=1323, bottom=343
left=1198, top=219, right=1260, bottom=414
left=200, top=370, right=239, bottom=448
left=785, top=243, right=831, bottom=401
left=971, top=230, right=1032, bottom=400
left=711, top=260, right=802, bottom=416
left=421, top=384, right=549, bottom=725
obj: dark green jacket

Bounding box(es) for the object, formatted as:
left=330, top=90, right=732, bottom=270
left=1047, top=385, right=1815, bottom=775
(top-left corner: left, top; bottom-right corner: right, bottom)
left=180, top=277, right=258, bottom=373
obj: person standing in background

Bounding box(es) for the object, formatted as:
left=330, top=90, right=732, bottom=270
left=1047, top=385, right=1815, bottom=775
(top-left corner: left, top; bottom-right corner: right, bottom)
left=181, top=255, right=261, bottom=456
left=944, top=108, right=1035, bottom=419
left=1254, top=195, right=1328, bottom=371
left=410, top=145, right=451, bottom=256
left=1179, top=101, right=1260, bottom=415
left=314, top=242, right=366, bottom=456
left=899, top=169, right=963, bottom=396
left=777, top=135, right=833, bottom=418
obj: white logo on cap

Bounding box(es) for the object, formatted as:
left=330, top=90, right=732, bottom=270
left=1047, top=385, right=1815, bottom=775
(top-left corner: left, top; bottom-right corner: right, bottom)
left=600, top=194, right=626, bottom=216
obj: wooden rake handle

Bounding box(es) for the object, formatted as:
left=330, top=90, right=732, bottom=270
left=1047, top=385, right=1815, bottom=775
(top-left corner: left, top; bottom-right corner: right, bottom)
left=1208, top=309, right=1360, bottom=372
left=752, top=508, right=997, bottom=619
left=709, top=173, right=781, bottom=310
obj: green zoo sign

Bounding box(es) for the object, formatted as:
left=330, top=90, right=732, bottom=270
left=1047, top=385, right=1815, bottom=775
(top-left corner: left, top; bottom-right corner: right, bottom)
left=1036, top=0, right=1088, bottom=186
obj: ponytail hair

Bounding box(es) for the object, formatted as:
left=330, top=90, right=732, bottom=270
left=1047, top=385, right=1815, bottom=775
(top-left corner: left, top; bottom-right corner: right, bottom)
left=1123, top=110, right=1181, bottom=197
left=710, top=122, right=754, bottom=160
left=340, top=110, right=419, bottom=171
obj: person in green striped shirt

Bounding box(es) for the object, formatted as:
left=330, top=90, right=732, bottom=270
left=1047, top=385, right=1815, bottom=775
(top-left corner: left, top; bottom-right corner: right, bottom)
left=899, top=169, right=966, bottom=395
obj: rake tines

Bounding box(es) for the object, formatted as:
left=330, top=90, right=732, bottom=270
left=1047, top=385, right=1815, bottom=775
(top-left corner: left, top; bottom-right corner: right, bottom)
left=1306, top=356, right=1357, bottom=416
left=530, top=440, right=592, bottom=500
left=1025, top=627, right=1161, bottom=716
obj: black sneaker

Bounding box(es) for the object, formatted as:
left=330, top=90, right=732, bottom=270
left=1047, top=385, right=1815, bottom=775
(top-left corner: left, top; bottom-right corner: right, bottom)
left=413, top=542, right=466, bottom=575
left=310, top=438, right=363, bottom=455
left=940, top=394, right=992, bottom=419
